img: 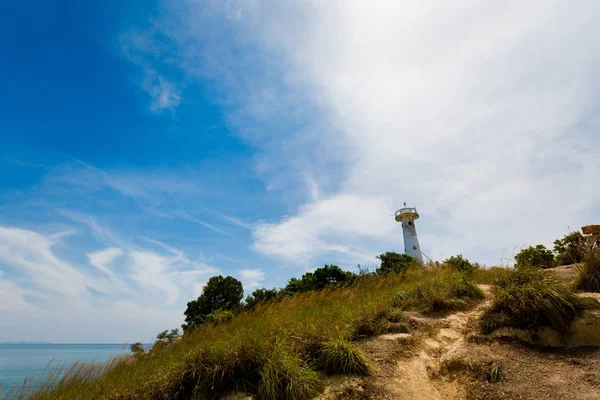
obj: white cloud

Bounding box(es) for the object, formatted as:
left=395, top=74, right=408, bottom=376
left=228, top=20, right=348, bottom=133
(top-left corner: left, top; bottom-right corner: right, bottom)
left=129, top=251, right=181, bottom=305
left=0, top=226, right=88, bottom=298
left=0, top=224, right=220, bottom=342
left=87, top=247, right=123, bottom=280
left=238, top=268, right=265, bottom=290
left=140, top=0, right=600, bottom=265
left=0, top=271, right=39, bottom=313
left=253, top=194, right=392, bottom=263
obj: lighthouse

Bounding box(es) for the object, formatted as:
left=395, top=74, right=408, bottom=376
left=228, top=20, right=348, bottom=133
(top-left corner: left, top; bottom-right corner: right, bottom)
left=394, top=202, right=423, bottom=262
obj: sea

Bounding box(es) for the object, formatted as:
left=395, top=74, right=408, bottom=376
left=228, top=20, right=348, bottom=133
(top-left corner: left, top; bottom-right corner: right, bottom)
left=0, top=343, right=132, bottom=396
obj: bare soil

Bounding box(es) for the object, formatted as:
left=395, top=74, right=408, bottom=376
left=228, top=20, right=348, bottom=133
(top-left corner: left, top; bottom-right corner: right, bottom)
left=323, top=284, right=600, bottom=400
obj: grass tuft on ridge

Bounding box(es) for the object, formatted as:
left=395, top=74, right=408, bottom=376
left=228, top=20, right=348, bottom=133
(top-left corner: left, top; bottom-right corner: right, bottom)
left=398, top=270, right=485, bottom=313
left=480, top=268, right=600, bottom=335
left=318, top=337, right=370, bottom=376
left=573, top=239, right=600, bottom=292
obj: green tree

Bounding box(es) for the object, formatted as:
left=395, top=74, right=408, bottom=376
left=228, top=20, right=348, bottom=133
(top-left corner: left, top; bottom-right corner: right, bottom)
left=376, top=252, right=416, bottom=274
left=156, top=329, right=179, bottom=342
left=553, top=232, right=585, bottom=265
left=283, top=265, right=355, bottom=294
left=183, top=275, right=243, bottom=331
left=444, top=254, right=476, bottom=273
left=245, top=288, right=280, bottom=310
left=129, top=342, right=144, bottom=355
left=515, top=245, right=555, bottom=269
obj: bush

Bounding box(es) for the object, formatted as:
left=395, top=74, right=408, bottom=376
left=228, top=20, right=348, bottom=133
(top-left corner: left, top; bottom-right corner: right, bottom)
left=129, top=342, right=145, bottom=355
left=514, top=245, right=555, bottom=269
left=554, top=231, right=585, bottom=265
left=205, top=309, right=234, bottom=326
left=572, top=239, right=600, bottom=292
left=376, top=252, right=417, bottom=274
left=283, top=265, right=355, bottom=294
left=398, top=271, right=484, bottom=313
left=480, top=268, right=600, bottom=334
left=444, top=254, right=477, bottom=273
left=245, top=288, right=280, bottom=310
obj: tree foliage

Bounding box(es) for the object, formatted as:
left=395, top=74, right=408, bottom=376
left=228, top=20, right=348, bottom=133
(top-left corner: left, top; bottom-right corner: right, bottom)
left=245, top=288, right=280, bottom=310
left=129, top=342, right=145, bottom=355
left=376, top=252, right=416, bottom=274
left=444, top=254, right=477, bottom=273
left=183, top=275, right=243, bottom=331
left=156, top=329, right=179, bottom=342
left=283, top=265, right=355, bottom=294
left=515, top=245, right=555, bottom=269
left=553, top=231, right=585, bottom=266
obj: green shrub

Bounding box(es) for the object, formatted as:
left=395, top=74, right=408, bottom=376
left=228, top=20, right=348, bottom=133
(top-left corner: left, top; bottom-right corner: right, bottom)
left=514, top=245, right=555, bottom=269
left=480, top=268, right=600, bottom=334
left=205, top=309, right=234, bottom=326
left=554, top=231, right=585, bottom=265
left=376, top=252, right=417, bottom=274
left=318, top=338, right=370, bottom=376
left=129, top=342, right=145, bottom=355
left=245, top=288, right=280, bottom=310
left=283, top=265, right=356, bottom=294
left=572, top=239, right=600, bottom=292
left=444, top=254, right=477, bottom=273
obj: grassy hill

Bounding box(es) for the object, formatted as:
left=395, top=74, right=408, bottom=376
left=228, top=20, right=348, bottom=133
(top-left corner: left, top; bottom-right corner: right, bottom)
left=6, top=237, right=600, bottom=400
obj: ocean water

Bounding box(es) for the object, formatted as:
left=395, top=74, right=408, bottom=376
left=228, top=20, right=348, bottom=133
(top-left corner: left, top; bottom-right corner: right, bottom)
left=0, top=343, right=131, bottom=396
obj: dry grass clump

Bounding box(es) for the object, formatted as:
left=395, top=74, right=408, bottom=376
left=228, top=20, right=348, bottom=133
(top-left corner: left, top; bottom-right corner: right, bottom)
left=480, top=268, right=600, bottom=335
left=572, top=239, right=600, bottom=292
left=471, top=266, right=510, bottom=285
left=351, top=307, right=412, bottom=337
left=398, top=271, right=485, bottom=313
left=318, top=337, right=370, bottom=376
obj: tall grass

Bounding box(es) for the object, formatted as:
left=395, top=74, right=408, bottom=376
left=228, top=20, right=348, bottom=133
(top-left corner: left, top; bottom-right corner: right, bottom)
left=9, top=267, right=483, bottom=400
left=572, top=238, right=600, bottom=292
left=397, top=270, right=485, bottom=313
left=480, top=268, right=600, bottom=335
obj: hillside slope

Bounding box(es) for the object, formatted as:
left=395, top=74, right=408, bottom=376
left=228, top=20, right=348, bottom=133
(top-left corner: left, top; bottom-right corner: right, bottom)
left=322, top=284, right=600, bottom=400
left=7, top=266, right=600, bottom=400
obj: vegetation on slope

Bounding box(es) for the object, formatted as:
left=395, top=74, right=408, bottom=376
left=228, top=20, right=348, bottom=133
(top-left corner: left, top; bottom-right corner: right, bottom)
left=8, top=257, right=491, bottom=400
left=572, top=238, right=600, bottom=292
left=480, top=268, right=600, bottom=335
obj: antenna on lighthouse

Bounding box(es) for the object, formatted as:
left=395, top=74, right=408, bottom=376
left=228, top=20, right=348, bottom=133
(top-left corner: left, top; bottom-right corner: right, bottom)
left=394, top=202, right=423, bottom=263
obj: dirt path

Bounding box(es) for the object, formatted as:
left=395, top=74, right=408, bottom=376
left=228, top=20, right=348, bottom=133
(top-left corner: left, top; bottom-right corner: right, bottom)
left=331, top=283, right=600, bottom=400
left=351, top=287, right=492, bottom=400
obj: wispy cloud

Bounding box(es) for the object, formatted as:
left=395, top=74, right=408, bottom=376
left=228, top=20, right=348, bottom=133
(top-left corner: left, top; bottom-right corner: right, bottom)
left=128, top=0, right=600, bottom=265
left=0, top=222, right=220, bottom=341
left=209, top=209, right=253, bottom=230
left=87, top=247, right=124, bottom=281
left=0, top=226, right=88, bottom=298
left=143, top=73, right=181, bottom=112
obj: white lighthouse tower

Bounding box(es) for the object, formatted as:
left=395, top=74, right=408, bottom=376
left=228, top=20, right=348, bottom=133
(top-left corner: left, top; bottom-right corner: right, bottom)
left=395, top=202, right=423, bottom=262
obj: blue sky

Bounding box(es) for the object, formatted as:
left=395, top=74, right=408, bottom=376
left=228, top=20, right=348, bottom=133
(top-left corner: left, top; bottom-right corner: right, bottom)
left=1, top=1, right=599, bottom=343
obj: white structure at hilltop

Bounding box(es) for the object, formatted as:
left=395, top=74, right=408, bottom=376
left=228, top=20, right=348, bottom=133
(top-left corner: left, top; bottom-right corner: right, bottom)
left=394, top=203, right=423, bottom=262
